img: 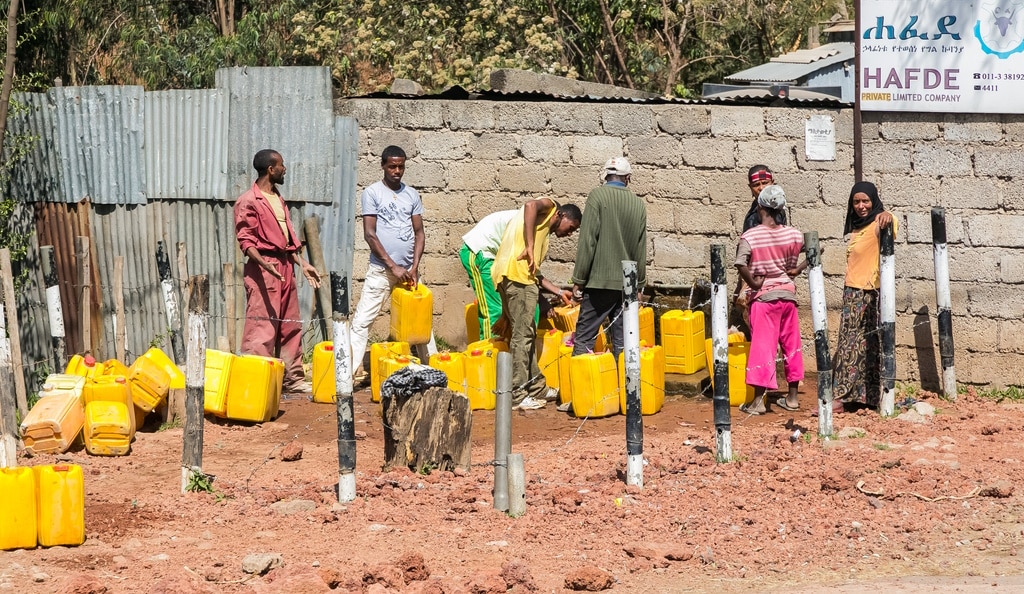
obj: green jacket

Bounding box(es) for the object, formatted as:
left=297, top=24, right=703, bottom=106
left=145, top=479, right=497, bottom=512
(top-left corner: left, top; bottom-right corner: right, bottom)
left=571, top=183, right=647, bottom=291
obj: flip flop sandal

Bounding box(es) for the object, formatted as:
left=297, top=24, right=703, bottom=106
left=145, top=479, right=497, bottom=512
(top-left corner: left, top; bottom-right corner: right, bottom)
left=775, top=397, right=800, bottom=412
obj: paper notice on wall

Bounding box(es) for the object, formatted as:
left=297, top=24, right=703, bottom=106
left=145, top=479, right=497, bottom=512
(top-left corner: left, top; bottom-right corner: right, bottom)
left=805, top=115, right=835, bottom=161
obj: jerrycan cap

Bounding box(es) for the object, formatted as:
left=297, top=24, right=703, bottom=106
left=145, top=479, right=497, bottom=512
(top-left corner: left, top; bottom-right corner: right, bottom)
left=53, top=464, right=70, bottom=471
left=84, top=355, right=96, bottom=366
left=42, top=383, right=54, bottom=391
left=324, top=344, right=334, bottom=352
left=470, top=349, right=483, bottom=356
left=438, top=353, right=451, bottom=361
left=547, top=329, right=559, bottom=335
left=396, top=355, right=409, bottom=363
left=115, top=376, right=127, bottom=384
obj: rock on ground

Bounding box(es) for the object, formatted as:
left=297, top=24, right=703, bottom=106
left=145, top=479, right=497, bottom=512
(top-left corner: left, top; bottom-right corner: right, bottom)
left=252, top=566, right=331, bottom=594
left=564, top=566, right=614, bottom=591
left=396, top=551, right=430, bottom=582
left=280, top=441, right=303, bottom=461
left=242, top=552, right=284, bottom=575
left=269, top=499, right=316, bottom=515
left=500, top=561, right=537, bottom=591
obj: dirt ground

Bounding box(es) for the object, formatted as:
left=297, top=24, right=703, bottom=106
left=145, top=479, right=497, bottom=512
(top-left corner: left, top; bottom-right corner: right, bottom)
left=3, top=380, right=1023, bottom=594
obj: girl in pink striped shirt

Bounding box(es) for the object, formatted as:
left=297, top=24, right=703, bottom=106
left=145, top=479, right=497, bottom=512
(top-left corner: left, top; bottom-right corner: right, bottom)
left=734, top=186, right=807, bottom=415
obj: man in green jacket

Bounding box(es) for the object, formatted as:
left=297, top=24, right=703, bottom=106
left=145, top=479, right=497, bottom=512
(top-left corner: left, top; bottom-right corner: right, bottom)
left=570, top=157, right=647, bottom=358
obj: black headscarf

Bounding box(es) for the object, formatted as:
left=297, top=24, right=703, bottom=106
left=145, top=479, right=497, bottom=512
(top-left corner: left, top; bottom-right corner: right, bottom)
left=843, top=181, right=885, bottom=235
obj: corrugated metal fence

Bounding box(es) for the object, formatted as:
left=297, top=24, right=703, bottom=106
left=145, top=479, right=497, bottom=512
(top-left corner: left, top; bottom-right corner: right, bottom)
left=4, top=67, right=357, bottom=392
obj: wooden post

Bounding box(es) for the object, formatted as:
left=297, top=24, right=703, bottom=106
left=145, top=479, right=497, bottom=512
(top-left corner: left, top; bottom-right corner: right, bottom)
left=303, top=217, right=333, bottom=341
left=805, top=232, right=834, bottom=437
left=331, top=271, right=356, bottom=502
left=75, top=236, right=92, bottom=355
left=879, top=225, right=896, bottom=416
left=0, top=248, right=27, bottom=416
left=176, top=242, right=190, bottom=352
left=113, top=256, right=126, bottom=362
left=156, top=241, right=185, bottom=365
left=181, top=275, right=208, bottom=494
left=0, top=298, right=18, bottom=467
left=40, top=245, right=67, bottom=371
left=710, top=244, right=732, bottom=462
left=932, top=208, right=957, bottom=400
left=622, top=260, right=643, bottom=488
left=223, top=263, right=236, bottom=353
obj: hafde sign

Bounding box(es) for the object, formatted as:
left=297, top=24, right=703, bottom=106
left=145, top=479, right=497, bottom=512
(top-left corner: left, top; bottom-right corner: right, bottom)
left=860, top=1, right=1024, bottom=113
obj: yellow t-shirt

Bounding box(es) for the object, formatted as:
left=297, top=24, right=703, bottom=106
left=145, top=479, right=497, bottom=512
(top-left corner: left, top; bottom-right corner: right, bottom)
left=844, top=218, right=897, bottom=290
left=491, top=202, right=558, bottom=285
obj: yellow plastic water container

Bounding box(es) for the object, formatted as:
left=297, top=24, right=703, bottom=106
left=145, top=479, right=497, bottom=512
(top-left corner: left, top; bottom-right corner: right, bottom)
left=226, top=354, right=284, bottom=423
left=34, top=464, right=85, bottom=547
left=99, top=359, right=130, bottom=378
left=467, top=338, right=509, bottom=353
left=370, top=341, right=411, bottom=402
left=536, top=329, right=563, bottom=390
left=0, top=467, right=37, bottom=550
left=557, top=338, right=574, bottom=406
left=20, top=375, right=87, bottom=455
left=83, top=375, right=135, bottom=434
left=593, top=326, right=609, bottom=353
left=140, top=347, right=185, bottom=390
left=661, top=309, right=707, bottom=374
left=429, top=352, right=467, bottom=395
left=639, top=306, right=655, bottom=347
left=128, top=353, right=171, bottom=412
left=464, top=347, right=498, bottom=410
left=618, top=345, right=666, bottom=415
left=465, top=301, right=481, bottom=344
left=203, top=349, right=235, bottom=417
left=390, top=283, right=433, bottom=344
left=65, top=354, right=101, bottom=379
left=705, top=334, right=755, bottom=406
left=84, top=400, right=133, bottom=456
left=312, top=341, right=336, bottom=403
left=551, top=304, right=580, bottom=333
left=134, top=405, right=149, bottom=431
left=569, top=352, right=620, bottom=419
left=374, top=354, right=421, bottom=402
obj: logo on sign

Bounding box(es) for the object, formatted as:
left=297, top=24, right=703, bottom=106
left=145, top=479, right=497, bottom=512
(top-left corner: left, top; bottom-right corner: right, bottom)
left=975, top=0, right=1024, bottom=58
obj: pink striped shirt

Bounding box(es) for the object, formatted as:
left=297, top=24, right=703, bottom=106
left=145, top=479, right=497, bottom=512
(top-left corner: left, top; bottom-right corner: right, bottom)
left=736, top=224, right=804, bottom=300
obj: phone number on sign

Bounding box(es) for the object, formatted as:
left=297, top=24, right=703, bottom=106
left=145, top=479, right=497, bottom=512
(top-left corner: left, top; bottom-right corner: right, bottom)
left=973, top=73, right=1024, bottom=81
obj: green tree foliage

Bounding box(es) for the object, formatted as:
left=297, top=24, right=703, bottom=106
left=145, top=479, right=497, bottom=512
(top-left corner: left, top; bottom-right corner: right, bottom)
left=13, top=0, right=853, bottom=95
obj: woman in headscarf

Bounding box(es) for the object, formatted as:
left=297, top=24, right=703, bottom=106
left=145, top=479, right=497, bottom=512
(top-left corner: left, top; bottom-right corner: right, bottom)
left=832, top=181, right=894, bottom=413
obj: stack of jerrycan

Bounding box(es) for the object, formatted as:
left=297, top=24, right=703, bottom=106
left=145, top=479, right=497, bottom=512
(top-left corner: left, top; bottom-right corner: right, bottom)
left=463, top=338, right=508, bottom=410
left=66, top=354, right=150, bottom=436
left=429, top=352, right=467, bottom=395
left=618, top=344, right=666, bottom=415
left=0, top=464, right=86, bottom=550
left=705, top=332, right=755, bottom=407
left=661, top=309, right=707, bottom=374
left=20, top=375, right=87, bottom=455
left=370, top=341, right=412, bottom=403
left=391, top=283, right=433, bottom=344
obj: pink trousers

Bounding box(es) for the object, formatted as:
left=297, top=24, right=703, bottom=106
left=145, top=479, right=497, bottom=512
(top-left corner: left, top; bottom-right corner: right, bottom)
left=746, top=300, right=804, bottom=390
left=241, top=254, right=304, bottom=387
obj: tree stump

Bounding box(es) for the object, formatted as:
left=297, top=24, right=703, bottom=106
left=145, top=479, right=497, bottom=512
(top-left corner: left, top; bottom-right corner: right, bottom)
left=382, top=386, right=472, bottom=473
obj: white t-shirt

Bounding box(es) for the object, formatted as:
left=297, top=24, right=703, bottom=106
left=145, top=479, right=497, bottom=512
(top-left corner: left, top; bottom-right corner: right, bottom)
left=461, top=210, right=518, bottom=260
left=361, top=181, right=423, bottom=268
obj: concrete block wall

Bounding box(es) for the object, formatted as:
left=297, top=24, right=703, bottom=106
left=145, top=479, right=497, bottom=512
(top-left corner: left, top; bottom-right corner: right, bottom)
left=336, top=97, right=1020, bottom=388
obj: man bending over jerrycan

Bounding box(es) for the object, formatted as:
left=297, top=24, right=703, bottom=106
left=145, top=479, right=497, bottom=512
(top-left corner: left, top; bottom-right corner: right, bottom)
left=491, top=198, right=582, bottom=410
left=350, top=145, right=437, bottom=382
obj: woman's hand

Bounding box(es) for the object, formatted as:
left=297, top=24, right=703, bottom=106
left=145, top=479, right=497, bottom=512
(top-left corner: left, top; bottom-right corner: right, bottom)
left=876, top=211, right=893, bottom=229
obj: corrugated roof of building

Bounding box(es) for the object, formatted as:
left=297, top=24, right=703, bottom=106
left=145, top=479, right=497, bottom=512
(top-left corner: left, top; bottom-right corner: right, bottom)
left=725, top=42, right=853, bottom=83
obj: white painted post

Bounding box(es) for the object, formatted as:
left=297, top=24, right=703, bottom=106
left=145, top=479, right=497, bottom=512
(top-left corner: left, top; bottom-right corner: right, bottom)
left=622, top=260, right=643, bottom=487
left=878, top=225, right=896, bottom=416
left=331, top=272, right=356, bottom=502
left=932, top=208, right=956, bottom=400
left=805, top=233, right=834, bottom=436
left=710, top=245, right=732, bottom=462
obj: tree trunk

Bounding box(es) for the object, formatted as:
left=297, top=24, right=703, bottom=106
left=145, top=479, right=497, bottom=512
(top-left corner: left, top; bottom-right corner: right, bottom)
left=381, top=386, right=472, bottom=473
left=0, top=0, right=21, bottom=151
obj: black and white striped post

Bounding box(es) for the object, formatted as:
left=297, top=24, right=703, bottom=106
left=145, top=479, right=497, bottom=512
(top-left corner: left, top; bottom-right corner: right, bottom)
left=878, top=225, right=896, bottom=416
left=710, top=245, right=732, bottom=462
left=932, top=207, right=956, bottom=400
left=331, top=272, right=356, bottom=502
left=156, top=241, right=186, bottom=365
left=622, top=260, right=643, bottom=487
left=804, top=232, right=834, bottom=436
left=40, top=246, right=66, bottom=371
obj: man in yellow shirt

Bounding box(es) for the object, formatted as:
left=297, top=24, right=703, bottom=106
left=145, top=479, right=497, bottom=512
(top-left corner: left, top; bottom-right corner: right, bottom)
left=491, top=199, right=582, bottom=410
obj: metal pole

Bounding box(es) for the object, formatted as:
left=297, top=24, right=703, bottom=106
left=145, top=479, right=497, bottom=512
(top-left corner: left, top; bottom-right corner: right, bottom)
left=40, top=245, right=67, bottom=371
left=156, top=241, right=186, bottom=366
left=710, top=245, right=732, bottom=462
left=493, top=351, right=512, bottom=511
left=181, top=275, right=208, bottom=493
left=507, top=453, right=526, bottom=517
left=932, top=208, right=956, bottom=400
left=879, top=225, right=896, bottom=416
left=622, top=260, right=643, bottom=487
left=331, top=271, right=357, bottom=502
left=805, top=233, right=834, bottom=436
